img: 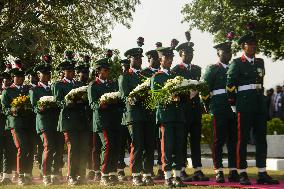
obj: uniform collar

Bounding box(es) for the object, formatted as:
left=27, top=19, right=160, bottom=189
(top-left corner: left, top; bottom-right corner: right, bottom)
left=149, top=67, right=159, bottom=72
left=38, top=82, right=50, bottom=90
left=63, top=77, right=74, bottom=84
left=219, top=62, right=228, bottom=69
left=96, top=77, right=106, bottom=84
left=180, top=62, right=189, bottom=68
left=244, top=54, right=254, bottom=63
left=11, top=83, right=23, bottom=89
left=160, top=68, right=170, bottom=75
left=130, top=68, right=141, bottom=74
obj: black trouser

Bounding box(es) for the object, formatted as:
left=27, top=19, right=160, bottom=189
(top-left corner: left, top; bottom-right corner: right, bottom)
left=128, top=122, right=155, bottom=174
left=87, top=132, right=93, bottom=170
left=92, top=132, right=102, bottom=172
left=98, top=128, right=121, bottom=174
left=212, top=111, right=237, bottom=169
left=11, top=128, right=34, bottom=175
left=118, top=125, right=131, bottom=170
left=160, top=122, right=185, bottom=171
left=0, top=130, right=16, bottom=174
left=40, top=130, right=64, bottom=176
left=155, top=125, right=162, bottom=166
left=64, top=131, right=89, bottom=178
left=237, top=112, right=267, bottom=169
left=183, top=115, right=202, bottom=169
left=33, top=131, right=43, bottom=169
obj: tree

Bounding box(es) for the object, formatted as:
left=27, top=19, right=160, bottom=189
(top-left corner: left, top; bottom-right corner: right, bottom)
left=0, top=0, right=140, bottom=69
left=182, top=0, right=284, bottom=60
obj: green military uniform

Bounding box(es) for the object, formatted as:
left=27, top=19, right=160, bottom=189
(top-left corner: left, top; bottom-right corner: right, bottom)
left=0, top=72, right=16, bottom=183
left=119, top=48, right=155, bottom=180
left=1, top=67, right=34, bottom=184
left=117, top=59, right=131, bottom=176
left=151, top=47, right=185, bottom=177
left=227, top=51, right=267, bottom=170
left=172, top=43, right=203, bottom=170
left=203, top=60, right=237, bottom=171
left=88, top=60, right=122, bottom=179
left=53, top=60, right=89, bottom=182
left=29, top=63, right=62, bottom=181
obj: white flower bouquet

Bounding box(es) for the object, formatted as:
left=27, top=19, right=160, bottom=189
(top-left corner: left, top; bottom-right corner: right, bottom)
left=99, top=91, right=121, bottom=105
left=65, top=86, right=88, bottom=103
left=150, top=76, right=209, bottom=108
left=37, top=96, right=57, bottom=109
left=127, top=78, right=151, bottom=106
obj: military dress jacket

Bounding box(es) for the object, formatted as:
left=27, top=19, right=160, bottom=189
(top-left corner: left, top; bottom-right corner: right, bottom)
left=53, top=79, right=88, bottom=132
left=29, top=83, right=60, bottom=133
left=227, top=55, right=266, bottom=113
left=203, top=63, right=232, bottom=114
left=88, top=78, right=122, bottom=132
left=171, top=63, right=202, bottom=119
left=151, top=71, right=185, bottom=124
left=118, top=68, right=150, bottom=124
left=1, top=84, right=33, bottom=130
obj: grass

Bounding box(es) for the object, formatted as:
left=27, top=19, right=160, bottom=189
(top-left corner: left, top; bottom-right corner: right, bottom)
left=0, top=166, right=283, bottom=189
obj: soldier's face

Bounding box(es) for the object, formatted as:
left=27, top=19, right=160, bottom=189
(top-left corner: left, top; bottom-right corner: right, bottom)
left=79, top=72, right=89, bottom=81
left=161, top=55, right=173, bottom=69
left=2, top=79, right=11, bottom=88
left=243, top=41, right=257, bottom=56
left=148, top=56, right=160, bottom=69
left=130, top=56, right=142, bottom=69
left=13, top=76, right=24, bottom=85
left=181, top=50, right=193, bottom=63
left=218, top=49, right=232, bottom=63
left=39, top=72, right=51, bottom=83
left=98, top=68, right=109, bottom=80
left=64, top=70, right=75, bottom=80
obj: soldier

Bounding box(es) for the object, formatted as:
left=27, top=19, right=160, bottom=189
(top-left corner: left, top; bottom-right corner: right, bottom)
left=53, top=56, right=89, bottom=186
left=227, top=31, right=279, bottom=185
left=1, top=60, right=35, bottom=185
left=0, top=71, right=15, bottom=185
left=29, top=61, right=61, bottom=185
left=151, top=47, right=186, bottom=187
left=119, top=48, right=155, bottom=186
left=202, top=40, right=239, bottom=183
left=88, top=58, right=122, bottom=185
left=117, top=59, right=131, bottom=181
left=172, top=35, right=209, bottom=181
left=141, top=50, right=164, bottom=179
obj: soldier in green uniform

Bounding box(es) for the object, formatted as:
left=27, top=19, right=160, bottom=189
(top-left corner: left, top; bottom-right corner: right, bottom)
left=117, top=59, right=131, bottom=181
left=151, top=47, right=186, bottom=187
left=119, top=48, right=155, bottom=186
left=141, top=50, right=164, bottom=179
left=53, top=57, right=89, bottom=186
left=1, top=60, right=35, bottom=185
left=88, top=58, right=122, bottom=186
left=0, top=71, right=15, bottom=185
left=227, top=32, right=279, bottom=185
left=29, top=61, right=61, bottom=185
left=202, top=40, right=239, bottom=183
left=172, top=36, right=209, bottom=181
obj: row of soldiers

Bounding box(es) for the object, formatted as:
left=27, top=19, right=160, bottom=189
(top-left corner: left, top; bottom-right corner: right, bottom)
left=0, top=30, right=280, bottom=187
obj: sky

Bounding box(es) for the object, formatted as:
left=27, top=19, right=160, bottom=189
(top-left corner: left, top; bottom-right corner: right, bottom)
left=107, top=0, right=284, bottom=89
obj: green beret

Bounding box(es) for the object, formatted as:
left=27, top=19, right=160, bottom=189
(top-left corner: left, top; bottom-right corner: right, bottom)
left=57, top=60, right=76, bottom=71
left=120, top=59, right=130, bottom=66
left=0, top=72, right=11, bottom=80
left=176, top=42, right=194, bottom=52
left=10, top=68, right=25, bottom=77
left=124, top=48, right=143, bottom=58
left=34, top=63, right=52, bottom=74
left=238, top=32, right=257, bottom=45
left=94, top=58, right=110, bottom=70
left=145, top=50, right=158, bottom=59
left=213, top=41, right=232, bottom=50
left=156, top=47, right=174, bottom=57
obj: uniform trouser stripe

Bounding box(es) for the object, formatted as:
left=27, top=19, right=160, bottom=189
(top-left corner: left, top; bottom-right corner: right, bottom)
left=42, top=132, right=48, bottom=176
left=160, top=125, right=166, bottom=171
left=129, top=143, right=134, bottom=173
left=11, top=129, right=20, bottom=174
left=212, top=116, right=217, bottom=169
left=101, top=130, right=109, bottom=173
left=64, top=132, right=71, bottom=176
left=237, top=112, right=241, bottom=169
